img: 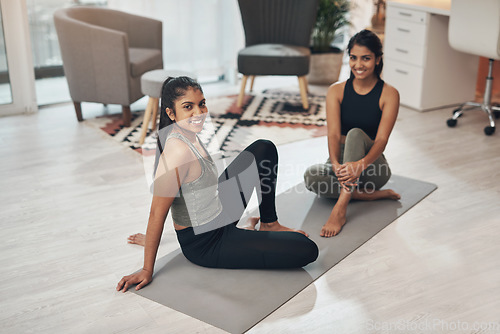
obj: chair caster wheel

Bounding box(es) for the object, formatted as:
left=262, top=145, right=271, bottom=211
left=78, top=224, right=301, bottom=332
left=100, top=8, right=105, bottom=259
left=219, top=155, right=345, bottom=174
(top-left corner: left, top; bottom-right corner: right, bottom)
left=494, top=110, right=500, bottom=119
left=484, top=126, right=495, bottom=135
left=447, top=118, right=457, bottom=127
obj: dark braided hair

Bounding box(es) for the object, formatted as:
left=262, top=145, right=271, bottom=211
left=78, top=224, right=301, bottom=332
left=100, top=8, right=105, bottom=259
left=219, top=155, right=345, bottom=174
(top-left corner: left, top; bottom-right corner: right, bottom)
left=153, top=76, right=203, bottom=175
left=347, top=29, right=384, bottom=79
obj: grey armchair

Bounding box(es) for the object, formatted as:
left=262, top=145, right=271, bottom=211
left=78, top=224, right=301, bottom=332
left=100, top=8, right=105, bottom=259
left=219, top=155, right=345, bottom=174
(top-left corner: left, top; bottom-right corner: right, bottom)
left=54, top=7, right=163, bottom=126
left=236, top=0, right=319, bottom=110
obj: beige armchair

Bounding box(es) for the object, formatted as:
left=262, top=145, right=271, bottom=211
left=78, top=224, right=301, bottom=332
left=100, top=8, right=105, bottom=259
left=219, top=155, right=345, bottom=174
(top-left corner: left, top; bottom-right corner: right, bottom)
left=54, top=7, right=163, bottom=126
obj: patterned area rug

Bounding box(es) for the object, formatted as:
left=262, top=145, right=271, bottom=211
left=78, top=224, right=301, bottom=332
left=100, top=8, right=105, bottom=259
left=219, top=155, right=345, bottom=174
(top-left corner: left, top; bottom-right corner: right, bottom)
left=86, top=89, right=327, bottom=157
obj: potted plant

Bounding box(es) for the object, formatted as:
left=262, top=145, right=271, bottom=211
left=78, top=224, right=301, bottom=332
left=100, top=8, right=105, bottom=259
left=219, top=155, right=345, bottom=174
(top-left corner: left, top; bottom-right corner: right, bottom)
left=307, top=0, right=350, bottom=85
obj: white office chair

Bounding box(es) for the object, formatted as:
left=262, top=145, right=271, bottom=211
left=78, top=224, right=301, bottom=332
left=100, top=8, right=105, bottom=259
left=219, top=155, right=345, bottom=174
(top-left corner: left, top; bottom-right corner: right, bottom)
left=446, top=0, right=500, bottom=135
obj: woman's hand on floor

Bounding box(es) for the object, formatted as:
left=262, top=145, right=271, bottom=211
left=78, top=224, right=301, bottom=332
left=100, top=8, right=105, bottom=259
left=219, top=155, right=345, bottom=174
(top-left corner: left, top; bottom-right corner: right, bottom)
left=116, top=269, right=153, bottom=292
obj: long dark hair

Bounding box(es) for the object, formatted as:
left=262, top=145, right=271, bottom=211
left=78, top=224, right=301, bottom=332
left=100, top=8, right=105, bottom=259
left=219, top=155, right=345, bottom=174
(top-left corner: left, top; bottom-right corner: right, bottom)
left=153, top=76, right=203, bottom=175
left=347, top=29, right=384, bottom=79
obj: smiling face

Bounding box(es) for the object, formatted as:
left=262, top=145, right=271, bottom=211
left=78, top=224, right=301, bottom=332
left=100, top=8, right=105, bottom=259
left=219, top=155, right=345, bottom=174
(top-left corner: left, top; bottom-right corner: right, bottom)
left=349, top=44, right=380, bottom=80
left=166, top=87, right=208, bottom=134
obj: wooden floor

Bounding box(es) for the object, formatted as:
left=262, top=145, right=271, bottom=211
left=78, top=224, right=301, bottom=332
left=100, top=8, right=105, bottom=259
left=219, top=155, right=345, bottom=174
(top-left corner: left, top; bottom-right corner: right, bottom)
left=1, top=75, right=500, bottom=334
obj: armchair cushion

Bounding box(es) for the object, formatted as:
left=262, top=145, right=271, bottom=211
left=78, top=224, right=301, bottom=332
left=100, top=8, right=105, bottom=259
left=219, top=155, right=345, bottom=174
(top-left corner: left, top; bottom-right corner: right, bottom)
left=129, top=48, right=163, bottom=77
left=238, top=44, right=310, bottom=76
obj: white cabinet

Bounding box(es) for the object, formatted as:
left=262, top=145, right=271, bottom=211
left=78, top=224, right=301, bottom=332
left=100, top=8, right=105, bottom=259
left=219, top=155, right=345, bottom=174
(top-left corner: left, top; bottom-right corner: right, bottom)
left=383, top=2, right=479, bottom=111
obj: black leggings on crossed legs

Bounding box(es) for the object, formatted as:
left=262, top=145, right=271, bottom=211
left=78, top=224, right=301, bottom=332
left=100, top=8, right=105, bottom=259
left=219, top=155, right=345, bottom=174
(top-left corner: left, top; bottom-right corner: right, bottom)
left=175, top=140, right=319, bottom=269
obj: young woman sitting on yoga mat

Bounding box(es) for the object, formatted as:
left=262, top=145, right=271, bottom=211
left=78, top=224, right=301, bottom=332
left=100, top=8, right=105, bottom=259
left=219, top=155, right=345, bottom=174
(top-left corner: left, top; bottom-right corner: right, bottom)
left=117, top=76, right=318, bottom=292
left=304, top=29, right=401, bottom=238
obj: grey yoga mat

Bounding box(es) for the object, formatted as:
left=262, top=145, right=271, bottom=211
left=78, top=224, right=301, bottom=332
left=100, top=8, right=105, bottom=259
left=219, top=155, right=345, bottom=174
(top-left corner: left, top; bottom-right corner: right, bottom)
left=134, top=175, right=437, bottom=333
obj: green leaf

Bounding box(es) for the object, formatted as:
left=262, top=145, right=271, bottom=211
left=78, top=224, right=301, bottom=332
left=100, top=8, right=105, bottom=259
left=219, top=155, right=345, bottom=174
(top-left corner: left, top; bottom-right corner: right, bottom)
left=311, top=0, right=350, bottom=52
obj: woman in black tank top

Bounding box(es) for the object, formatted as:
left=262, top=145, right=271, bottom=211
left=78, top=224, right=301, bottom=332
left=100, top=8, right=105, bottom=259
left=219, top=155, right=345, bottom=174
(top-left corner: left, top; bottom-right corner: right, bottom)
left=304, top=30, right=401, bottom=238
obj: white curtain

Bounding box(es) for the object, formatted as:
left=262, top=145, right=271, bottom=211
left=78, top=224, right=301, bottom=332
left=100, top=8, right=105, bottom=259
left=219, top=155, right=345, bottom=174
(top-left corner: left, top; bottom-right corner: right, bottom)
left=107, top=0, right=245, bottom=81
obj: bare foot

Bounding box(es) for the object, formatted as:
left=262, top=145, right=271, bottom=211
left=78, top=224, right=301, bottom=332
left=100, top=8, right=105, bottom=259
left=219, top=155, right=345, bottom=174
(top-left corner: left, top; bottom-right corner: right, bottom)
left=128, top=233, right=145, bottom=246
left=259, top=221, right=309, bottom=237
left=381, top=189, right=401, bottom=200
left=240, top=217, right=260, bottom=230
left=320, top=210, right=346, bottom=238
left=352, top=188, right=401, bottom=201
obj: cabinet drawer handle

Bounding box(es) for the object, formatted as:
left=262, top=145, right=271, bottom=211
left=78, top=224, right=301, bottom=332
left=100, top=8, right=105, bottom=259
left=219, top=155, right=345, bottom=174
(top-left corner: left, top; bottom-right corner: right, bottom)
left=396, top=69, right=409, bottom=75
left=398, top=11, right=412, bottom=17
left=397, top=27, right=411, bottom=33
left=395, top=48, right=409, bottom=54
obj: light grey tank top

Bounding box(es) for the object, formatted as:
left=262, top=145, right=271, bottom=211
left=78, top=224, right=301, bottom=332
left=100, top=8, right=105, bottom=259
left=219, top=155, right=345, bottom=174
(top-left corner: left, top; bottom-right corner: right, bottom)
left=168, top=132, right=223, bottom=227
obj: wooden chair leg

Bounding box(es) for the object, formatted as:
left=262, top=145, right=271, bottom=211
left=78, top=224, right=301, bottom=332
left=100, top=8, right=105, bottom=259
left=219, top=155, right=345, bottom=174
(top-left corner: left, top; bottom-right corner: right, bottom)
left=249, top=75, right=255, bottom=92
left=139, top=98, right=154, bottom=145
left=298, top=76, right=309, bottom=110
left=73, top=101, right=83, bottom=122
left=237, top=75, right=248, bottom=107
left=122, top=105, right=131, bottom=127
left=150, top=97, right=159, bottom=131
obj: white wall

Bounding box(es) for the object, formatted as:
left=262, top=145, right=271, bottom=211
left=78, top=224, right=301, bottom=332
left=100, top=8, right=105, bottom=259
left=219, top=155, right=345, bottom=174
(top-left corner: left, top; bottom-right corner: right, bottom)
left=350, top=0, right=376, bottom=35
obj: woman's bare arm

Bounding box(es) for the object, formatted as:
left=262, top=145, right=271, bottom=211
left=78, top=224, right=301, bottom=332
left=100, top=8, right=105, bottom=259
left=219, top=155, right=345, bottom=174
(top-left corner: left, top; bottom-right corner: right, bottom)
left=117, top=140, right=192, bottom=292
left=362, top=83, right=399, bottom=166
left=326, top=82, right=345, bottom=170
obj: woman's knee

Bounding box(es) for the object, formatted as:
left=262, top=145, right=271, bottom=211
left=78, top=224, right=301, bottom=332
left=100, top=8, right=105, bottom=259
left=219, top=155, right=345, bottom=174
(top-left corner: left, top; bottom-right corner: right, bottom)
left=252, top=139, right=277, bottom=154
left=344, top=128, right=372, bottom=162
left=303, top=239, right=319, bottom=264
left=255, top=138, right=275, bottom=148
left=346, top=127, right=367, bottom=138
left=292, top=236, right=319, bottom=266
left=247, top=139, right=278, bottom=163
left=304, top=165, right=320, bottom=188
left=345, top=128, right=370, bottom=143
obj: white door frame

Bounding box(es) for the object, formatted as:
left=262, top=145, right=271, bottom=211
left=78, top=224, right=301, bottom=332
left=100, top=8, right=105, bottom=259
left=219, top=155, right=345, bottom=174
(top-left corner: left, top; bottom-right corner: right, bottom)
left=0, top=0, right=37, bottom=117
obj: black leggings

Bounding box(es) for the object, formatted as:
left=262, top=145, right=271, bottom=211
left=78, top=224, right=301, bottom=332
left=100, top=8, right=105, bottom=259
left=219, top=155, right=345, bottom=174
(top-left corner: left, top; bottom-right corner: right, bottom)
left=176, top=140, right=319, bottom=269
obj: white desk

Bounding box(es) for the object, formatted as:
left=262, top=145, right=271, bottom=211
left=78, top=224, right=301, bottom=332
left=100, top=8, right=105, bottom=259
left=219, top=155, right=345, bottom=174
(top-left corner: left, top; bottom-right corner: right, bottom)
left=384, top=0, right=479, bottom=111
